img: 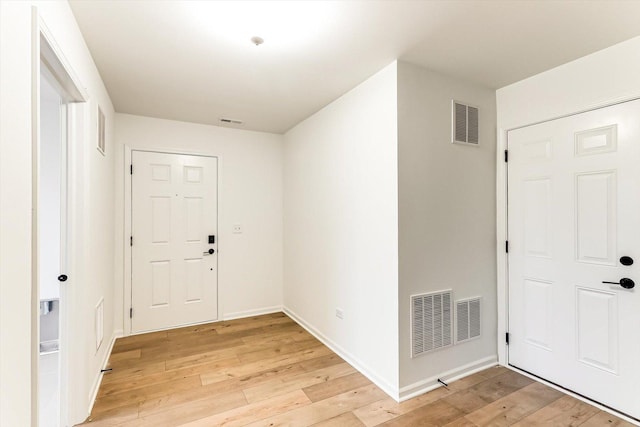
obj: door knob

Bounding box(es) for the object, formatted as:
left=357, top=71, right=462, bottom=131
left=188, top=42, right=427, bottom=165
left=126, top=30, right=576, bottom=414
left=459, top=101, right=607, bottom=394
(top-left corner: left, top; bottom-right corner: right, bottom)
left=620, top=256, right=634, bottom=266
left=57, top=274, right=68, bottom=282
left=203, top=248, right=215, bottom=255
left=602, top=278, right=635, bottom=289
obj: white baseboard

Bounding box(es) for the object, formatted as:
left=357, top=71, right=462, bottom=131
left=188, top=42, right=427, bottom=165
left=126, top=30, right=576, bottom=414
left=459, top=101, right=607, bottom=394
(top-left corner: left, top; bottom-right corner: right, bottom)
left=222, top=305, right=283, bottom=321
left=86, top=329, right=122, bottom=418
left=398, top=355, right=498, bottom=401
left=282, top=306, right=400, bottom=400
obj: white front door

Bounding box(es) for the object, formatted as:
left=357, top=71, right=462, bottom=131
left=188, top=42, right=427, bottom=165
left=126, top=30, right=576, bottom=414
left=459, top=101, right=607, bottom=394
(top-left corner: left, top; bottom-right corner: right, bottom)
left=131, top=151, right=218, bottom=333
left=508, top=99, right=640, bottom=420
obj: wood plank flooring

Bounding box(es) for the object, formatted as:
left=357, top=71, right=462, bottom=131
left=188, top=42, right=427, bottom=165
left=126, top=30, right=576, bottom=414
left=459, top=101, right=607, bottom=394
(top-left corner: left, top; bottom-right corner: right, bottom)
left=81, top=313, right=633, bottom=426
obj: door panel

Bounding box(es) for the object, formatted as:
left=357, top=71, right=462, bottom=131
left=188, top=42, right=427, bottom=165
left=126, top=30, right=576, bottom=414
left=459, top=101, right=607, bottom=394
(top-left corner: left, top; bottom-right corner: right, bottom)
left=132, top=151, right=218, bottom=333
left=508, top=99, right=640, bottom=420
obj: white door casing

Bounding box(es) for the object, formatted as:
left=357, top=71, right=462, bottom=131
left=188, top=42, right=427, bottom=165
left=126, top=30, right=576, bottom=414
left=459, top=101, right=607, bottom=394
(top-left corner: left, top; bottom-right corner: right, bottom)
left=507, top=99, right=640, bottom=420
left=131, top=151, right=218, bottom=333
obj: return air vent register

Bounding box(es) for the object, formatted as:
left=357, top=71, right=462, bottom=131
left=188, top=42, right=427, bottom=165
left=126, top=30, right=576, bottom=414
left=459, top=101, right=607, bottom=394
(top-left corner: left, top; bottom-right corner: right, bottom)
left=456, top=297, right=481, bottom=343
left=411, top=290, right=453, bottom=357
left=411, top=291, right=482, bottom=357
left=452, top=100, right=479, bottom=145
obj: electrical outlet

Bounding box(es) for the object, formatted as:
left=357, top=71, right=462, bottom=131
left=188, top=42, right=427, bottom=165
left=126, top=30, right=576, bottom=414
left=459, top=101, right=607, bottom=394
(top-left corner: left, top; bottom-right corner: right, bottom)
left=232, top=224, right=242, bottom=234
left=335, top=308, right=344, bottom=319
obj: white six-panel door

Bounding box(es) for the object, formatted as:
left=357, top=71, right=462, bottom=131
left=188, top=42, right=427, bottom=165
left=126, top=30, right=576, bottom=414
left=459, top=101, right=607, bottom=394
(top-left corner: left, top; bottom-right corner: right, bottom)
left=131, top=151, right=218, bottom=333
left=508, top=99, right=640, bottom=419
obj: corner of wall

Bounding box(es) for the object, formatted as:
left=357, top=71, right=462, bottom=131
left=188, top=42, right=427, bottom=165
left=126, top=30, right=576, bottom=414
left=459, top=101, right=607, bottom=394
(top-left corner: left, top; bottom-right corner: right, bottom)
left=396, top=62, right=498, bottom=391
left=283, top=61, right=400, bottom=397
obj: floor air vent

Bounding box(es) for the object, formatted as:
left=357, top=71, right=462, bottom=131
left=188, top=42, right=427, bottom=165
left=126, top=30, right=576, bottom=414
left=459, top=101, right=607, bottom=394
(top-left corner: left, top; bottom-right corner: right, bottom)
left=411, top=290, right=453, bottom=357
left=452, top=100, right=479, bottom=145
left=456, top=297, right=481, bottom=343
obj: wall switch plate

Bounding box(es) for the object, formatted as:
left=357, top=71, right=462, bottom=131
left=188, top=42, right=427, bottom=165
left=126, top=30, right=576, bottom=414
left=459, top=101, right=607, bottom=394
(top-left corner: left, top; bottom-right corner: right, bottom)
left=335, top=308, right=344, bottom=319
left=232, top=224, right=242, bottom=234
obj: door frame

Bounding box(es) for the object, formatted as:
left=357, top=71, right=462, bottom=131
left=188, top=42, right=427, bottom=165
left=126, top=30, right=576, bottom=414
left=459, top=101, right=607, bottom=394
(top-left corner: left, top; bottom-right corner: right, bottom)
left=33, top=10, right=89, bottom=427
left=496, top=95, right=640, bottom=423
left=123, top=147, right=221, bottom=336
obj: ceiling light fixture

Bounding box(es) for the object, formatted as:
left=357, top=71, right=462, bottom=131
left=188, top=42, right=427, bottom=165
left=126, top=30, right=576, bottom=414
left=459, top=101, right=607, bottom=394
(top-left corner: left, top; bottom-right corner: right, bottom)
left=250, top=36, right=264, bottom=46
left=184, top=1, right=339, bottom=50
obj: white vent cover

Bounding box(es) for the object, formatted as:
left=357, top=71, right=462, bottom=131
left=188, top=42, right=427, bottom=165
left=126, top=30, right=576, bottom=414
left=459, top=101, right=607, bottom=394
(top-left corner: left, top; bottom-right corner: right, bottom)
left=411, top=290, right=453, bottom=357
left=456, top=297, right=481, bottom=343
left=452, top=100, right=479, bottom=145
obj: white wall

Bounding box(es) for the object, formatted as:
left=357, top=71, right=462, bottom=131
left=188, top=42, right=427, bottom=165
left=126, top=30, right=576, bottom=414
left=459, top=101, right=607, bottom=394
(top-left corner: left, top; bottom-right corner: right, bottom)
left=0, top=2, right=34, bottom=424
left=114, top=113, right=284, bottom=330
left=397, top=62, right=498, bottom=398
left=497, top=36, right=640, bottom=131
left=0, top=1, right=116, bottom=425
left=283, top=62, right=399, bottom=397
left=495, top=35, right=640, bottom=365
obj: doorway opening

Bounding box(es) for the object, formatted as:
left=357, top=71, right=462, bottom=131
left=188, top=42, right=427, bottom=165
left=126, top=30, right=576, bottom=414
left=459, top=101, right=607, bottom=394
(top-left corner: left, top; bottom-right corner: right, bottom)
left=38, top=68, right=64, bottom=427
left=505, top=99, right=640, bottom=421
left=36, top=28, right=88, bottom=427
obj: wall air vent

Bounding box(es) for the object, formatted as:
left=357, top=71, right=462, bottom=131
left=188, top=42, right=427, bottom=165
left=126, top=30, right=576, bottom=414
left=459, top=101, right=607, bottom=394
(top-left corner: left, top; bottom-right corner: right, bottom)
left=456, top=297, right=481, bottom=343
left=411, top=290, right=453, bottom=357
left=452, top=100, right=479, bottom=145
left=219, top=117, right=243, bottom=125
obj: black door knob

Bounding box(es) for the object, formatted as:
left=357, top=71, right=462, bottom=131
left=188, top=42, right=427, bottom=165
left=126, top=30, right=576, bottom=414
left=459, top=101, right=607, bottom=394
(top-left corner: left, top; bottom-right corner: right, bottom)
left=620, top=256, right=634, bottom=266
left=58, top=274, right=68, bottom=282
left=620, top=278, right=635, bottom=289
left=208, top=248, right=214, bottom=254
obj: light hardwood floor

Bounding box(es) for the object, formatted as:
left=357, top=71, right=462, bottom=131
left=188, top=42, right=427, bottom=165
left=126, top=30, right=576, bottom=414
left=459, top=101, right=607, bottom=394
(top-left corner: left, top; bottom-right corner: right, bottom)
left=81, top=312, right=633, bottom=426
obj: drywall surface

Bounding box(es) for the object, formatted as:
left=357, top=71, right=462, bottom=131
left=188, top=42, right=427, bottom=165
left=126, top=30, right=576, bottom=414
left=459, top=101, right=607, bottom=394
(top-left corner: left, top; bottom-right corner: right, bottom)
left=283, top=62, right=399, bottom=395
left=497, top=36, right=640, bottom=130
left=495, top=35, right=640, bottom=365
left=397, top=62, right=497, bottom=395
left=114, top=114, right=284, bottom=329
left=0, top=1, right=116, bottom=425
left=0, top=2, right=34, bottom=424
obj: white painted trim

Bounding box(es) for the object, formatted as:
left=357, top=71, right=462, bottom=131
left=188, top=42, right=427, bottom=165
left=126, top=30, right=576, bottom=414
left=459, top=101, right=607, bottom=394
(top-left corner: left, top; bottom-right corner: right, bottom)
left=496, top=128, right=509, bottom=366
left=222, top=306, right=283, bottom=321
left=123, top=145, right=132, bottom=335
left=85, top=330, right=122, bottom=420
left=399, top=355, right=498, bottom=401
left=283, top=306, right=400, bottom=401
left=37, top=16, right=88, bottom=103
left=506, top=365, right=640, bottom=426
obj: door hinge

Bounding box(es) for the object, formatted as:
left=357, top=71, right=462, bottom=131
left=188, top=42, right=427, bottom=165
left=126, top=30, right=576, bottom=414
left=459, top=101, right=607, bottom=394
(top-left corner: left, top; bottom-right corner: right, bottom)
left=130, top=164, right=133, bottom=175
left=130, top=236, right=133, bottom=247
left=506, top=332, right=510, bottom=345
left=505, top=241, right=509, bottom=253
left=129, top=307, right=133, bottom=318
left=504, top=149, right=508, bottom=162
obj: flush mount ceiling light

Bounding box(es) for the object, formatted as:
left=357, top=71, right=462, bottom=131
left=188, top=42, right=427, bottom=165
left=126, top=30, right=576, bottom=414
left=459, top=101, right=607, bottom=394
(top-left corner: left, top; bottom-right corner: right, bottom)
left=250, top=36, right=264, bottom=46
left=184, top=1, right=338, bottom=50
